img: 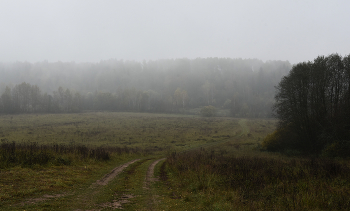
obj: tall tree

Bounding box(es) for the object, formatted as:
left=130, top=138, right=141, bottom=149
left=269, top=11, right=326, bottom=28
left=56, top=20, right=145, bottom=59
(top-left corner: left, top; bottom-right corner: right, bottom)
left=1, top=86, right=12, bottom=113
left=274, top=54, right=350, bottom=153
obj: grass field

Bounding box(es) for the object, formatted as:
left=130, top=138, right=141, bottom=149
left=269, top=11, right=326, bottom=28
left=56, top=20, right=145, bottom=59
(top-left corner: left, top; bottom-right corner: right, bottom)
left=1, top=112, right=270, bottom=209
left=0, top=112, right=253, bottom=150
left=2, top=112, right=347, bottom=210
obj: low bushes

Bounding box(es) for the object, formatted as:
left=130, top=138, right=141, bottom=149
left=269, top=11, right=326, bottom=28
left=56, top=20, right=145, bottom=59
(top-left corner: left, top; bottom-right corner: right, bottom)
left=164, top=149, right=350, bottom=210
left=261, top=127, right=297, bottom=152
left=200, top=105, right=216, bottom=117
left=262, top=127, right=350, bottom=157
left=261, top=130, right=281, bottom=151
left=322, top=140, right=350, bottom=158
left=0, top=140, right=140, bottom=168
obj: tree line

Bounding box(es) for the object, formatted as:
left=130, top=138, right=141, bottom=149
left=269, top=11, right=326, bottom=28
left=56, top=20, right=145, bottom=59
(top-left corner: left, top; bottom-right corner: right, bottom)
left=263, top=53, right=350, bottom=156
left=0, top=58, right=291, bottom=116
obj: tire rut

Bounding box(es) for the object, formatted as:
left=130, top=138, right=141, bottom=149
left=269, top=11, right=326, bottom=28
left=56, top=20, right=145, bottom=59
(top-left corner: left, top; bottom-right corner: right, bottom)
left=92, top=159, right=141, bottom=187
left=74, top=159, right=141, bottom=210
left=143, top=158, right=166, bottom=211
left=144, top=158, right=166, bottom=189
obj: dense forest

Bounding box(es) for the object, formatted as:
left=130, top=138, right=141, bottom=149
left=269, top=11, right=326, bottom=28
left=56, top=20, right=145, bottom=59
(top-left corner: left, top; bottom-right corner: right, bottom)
left=0, top=58, right=291, bottom=117
left=263, top=53, right=350, bottom=156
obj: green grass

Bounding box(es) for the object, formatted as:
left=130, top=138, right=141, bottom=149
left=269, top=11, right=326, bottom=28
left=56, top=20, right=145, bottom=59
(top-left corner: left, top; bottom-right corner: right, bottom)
left=0, top=153, right=141, bottom=210
left=110, top=158, right=157, bottom=210
left=161, top=149, right=350, bottom=210
left=0, top=112, right=281, bottom=210
left=0, top=112, right=246, bottom=151
left=5, top=111, right=346, bottom=210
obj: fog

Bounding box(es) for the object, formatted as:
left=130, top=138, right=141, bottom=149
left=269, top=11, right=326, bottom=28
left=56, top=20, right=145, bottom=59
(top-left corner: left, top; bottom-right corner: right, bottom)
left=1, top=0, right=349, bottom=64
left=0, top=58, right=291, bottom=117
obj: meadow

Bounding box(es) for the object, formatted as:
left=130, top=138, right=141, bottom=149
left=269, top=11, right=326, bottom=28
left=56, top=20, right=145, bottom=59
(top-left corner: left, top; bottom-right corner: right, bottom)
left=1, top=112, right=348, bottom=210
left=0, top=111, right=272, bottom=209
left=0, top=112, right=250, bottom=150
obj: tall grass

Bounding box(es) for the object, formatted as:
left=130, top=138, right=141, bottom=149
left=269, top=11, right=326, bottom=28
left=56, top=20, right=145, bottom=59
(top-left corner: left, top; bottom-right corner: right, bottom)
left=165, top=149, right=350, bottom=210
left=0, top=140, right=153, bottom=168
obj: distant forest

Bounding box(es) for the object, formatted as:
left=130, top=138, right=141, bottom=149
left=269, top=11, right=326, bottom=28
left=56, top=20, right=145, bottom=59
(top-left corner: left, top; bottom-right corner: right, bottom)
left=0, top=58, right=291, bottom=117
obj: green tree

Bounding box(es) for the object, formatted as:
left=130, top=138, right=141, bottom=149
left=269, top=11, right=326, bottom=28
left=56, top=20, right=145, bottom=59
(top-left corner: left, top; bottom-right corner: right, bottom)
left=1, top=86, right=12, bottom=113
left=31, top=85, right=42, bottom=112
left=273, top=54, right=350, bottom=153
left=174, top=88, right=189, bottom=109
left=202, top=81, right=214, bottom=105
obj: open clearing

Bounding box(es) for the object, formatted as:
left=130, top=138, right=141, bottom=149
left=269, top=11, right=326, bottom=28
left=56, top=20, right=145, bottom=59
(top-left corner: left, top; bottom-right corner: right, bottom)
left=0, top=112, right=276, bottom=210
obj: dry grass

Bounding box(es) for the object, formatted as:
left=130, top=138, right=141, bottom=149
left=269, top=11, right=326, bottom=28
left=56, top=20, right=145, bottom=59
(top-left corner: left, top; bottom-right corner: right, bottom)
left=0, top=112, right=280, bottom=210
left=163, top=148, right=350, bottom=210
left=0, top=112, right=256, bottom=155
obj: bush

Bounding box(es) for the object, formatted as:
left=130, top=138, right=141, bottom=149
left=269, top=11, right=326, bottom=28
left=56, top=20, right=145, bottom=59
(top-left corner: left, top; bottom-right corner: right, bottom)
left=322, top=141, right=350, bottom=158
left=0, top=141, right=112, bottom=168
left=200, top=105, right=216, bottom=117
left=261, top=127, right=296, bottom=152
left=261, top=130, right=281, bottom=151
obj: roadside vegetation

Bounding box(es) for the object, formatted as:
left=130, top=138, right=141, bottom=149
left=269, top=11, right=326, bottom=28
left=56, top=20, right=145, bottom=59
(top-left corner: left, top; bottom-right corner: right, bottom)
left=161, top=149, right=350, bottom=210
left=0, top=140, right=150, bottom=169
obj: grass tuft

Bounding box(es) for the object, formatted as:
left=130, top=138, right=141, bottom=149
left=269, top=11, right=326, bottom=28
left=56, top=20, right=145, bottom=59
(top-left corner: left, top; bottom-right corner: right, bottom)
left=164, top=149, right=350, bottom=210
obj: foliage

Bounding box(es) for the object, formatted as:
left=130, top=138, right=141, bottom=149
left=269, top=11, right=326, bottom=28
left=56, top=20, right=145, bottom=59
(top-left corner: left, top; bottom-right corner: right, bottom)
left=0, top=140, right=124, bottom=168
left=274, top=53, right=350, bottom=154
left=200, top=105, right=216, bottom=117
left=261, top=130, right=281, bottom=151
left=322, top=141, right=350, bottom=158
left=164, top=149, right=350, bottom=210
left=261, top=127, right=298, bottom=152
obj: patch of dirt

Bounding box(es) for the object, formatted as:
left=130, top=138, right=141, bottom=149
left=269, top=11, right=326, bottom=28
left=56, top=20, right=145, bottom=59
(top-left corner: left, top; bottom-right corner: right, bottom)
left=92, top=159, right=141, bottom=187
left=100, top=194, right=135, bottom=210
left=144, top=158, right=166, bottom=189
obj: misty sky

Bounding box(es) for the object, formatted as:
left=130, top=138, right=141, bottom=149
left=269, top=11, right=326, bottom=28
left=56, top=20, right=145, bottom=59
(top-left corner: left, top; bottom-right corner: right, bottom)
left=1, top=0, right=349, bottom=64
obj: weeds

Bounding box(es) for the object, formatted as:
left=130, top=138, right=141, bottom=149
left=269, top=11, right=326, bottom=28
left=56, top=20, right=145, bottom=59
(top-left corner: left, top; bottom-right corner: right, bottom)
left=165, top=149, right=350, bottom=210
left=0, top=140, right=149, bottom=168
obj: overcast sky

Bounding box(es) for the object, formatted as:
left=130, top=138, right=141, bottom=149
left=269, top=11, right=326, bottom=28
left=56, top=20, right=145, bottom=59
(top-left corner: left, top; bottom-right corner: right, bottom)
left=0, top=0, right=349, bottom=64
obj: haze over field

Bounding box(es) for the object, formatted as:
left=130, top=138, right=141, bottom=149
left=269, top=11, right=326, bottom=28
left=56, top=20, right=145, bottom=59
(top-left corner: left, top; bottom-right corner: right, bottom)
left=1, top=2, right=350, bottom=210
left=1, top=0, right=349, bottom=64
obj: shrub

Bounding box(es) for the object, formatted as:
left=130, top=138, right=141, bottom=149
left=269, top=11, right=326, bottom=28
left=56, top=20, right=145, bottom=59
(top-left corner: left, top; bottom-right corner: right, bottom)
left=261, top=127, right=296, bottom=151
left=322, top=140, right=350, bottom=158
left=0, top=141, right=112, bottom=168
left=261, top=130, right=281, bottom=151
left=200, top=105, right=216, bottom=117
